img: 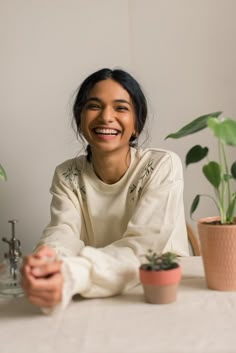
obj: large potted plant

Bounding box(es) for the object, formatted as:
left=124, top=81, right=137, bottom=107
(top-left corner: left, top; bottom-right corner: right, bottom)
left=166, top=111, right=236, bottom=290
left=139, top=250, right=181, bottom=304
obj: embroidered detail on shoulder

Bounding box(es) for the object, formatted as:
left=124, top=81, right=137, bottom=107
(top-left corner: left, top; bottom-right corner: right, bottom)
left=140, top=159, right=154, bottom=181
left=62, top=164, right=86, bottom=200
left=80, top=185, right=86, bottom=195
left=128, top=159, right=154, bottom=201
left=129, top=184, right=136, bottom=194
left=63, top=165, right=81, bottom=188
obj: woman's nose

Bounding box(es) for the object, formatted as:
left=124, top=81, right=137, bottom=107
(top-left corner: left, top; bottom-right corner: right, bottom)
left=99, top=106, right=114, bottom=123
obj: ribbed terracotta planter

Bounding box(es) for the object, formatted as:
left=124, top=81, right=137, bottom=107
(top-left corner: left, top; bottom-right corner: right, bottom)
left=198, top=216, right=236, bottom=291
left=139, top=266, right=181, bottom=304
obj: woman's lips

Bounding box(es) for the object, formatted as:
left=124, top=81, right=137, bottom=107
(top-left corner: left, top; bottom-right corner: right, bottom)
left=93, top=128, right=120, bottom=135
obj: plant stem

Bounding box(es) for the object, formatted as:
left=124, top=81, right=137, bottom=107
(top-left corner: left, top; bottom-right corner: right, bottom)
left=200, top=193, right=221, bottom=215
left=221, top=142, right=232, bottom=222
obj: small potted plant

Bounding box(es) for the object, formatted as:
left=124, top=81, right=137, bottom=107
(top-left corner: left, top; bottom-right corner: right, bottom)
left=139, top=250, right=181, bottom=304
left=0, top=164, right=7, bottom=181
left=166, top=111, right=236, bottom=290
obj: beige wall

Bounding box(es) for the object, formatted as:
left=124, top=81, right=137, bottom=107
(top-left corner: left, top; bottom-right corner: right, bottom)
left=1, top=0, right=236, bottom=256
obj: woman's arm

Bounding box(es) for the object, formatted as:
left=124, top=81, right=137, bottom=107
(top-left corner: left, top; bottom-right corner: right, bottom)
left=21, top=161, right=86, bottom=310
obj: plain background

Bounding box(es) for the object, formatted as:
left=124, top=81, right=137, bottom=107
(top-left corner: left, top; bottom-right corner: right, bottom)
left=0, top=0, right=235, bottom=257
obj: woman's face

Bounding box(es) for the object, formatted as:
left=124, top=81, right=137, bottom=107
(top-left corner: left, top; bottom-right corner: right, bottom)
left=80, top=78, right=135, bottom=156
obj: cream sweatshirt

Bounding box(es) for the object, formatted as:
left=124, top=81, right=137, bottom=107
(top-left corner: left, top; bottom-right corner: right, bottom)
left=37, top=147, right=189, bottom=313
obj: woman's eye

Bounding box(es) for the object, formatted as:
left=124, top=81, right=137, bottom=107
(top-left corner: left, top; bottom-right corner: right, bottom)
left=86, top=104, right=101, bottom=110
left=116, top=106, right=128, bottom=111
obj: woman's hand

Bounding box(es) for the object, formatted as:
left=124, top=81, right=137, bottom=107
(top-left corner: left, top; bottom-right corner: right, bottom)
left=21, top=245, right=63, bottom=308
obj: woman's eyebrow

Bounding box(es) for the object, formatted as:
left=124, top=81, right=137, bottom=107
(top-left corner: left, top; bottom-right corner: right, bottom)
left=114, top=99, right=131, bottom=106
left=86, top=97, right=101, bottom=103
left=86, top=97, right=131, bottom=105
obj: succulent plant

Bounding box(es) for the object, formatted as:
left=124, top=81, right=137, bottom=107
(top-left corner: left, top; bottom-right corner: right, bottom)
left=140, top=250, right=178, bottom=271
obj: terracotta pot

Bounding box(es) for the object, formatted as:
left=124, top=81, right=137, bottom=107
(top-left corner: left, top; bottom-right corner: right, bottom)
left=198, top=216, right=236, bottom=291
left=139, top=266, right=181, bottom=304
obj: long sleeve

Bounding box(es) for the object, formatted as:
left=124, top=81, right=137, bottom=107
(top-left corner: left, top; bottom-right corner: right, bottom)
left=41, top=151, right=189, bottom=314
left=36, top=165, right=85, bottom=257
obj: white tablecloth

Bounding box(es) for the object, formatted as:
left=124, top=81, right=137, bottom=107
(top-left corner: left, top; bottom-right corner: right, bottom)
left=1, top=257, right=236, bottom=353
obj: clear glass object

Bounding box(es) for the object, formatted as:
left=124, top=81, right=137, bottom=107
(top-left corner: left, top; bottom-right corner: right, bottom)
left=0, top=220, right=24, bottom=297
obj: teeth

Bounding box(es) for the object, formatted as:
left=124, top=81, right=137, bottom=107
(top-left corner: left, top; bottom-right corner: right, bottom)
left=94, top=128, right=118, bottom=135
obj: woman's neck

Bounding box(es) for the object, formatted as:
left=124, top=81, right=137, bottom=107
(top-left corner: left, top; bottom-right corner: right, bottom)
left=90, top=147, right=131, bottom=184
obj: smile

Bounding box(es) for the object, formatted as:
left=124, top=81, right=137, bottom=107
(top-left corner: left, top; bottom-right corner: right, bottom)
left=93, top=128, right=119, bottom=135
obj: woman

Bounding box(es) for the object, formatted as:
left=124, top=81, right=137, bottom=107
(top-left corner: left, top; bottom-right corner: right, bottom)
left=21, top=68, right=189, bottom=313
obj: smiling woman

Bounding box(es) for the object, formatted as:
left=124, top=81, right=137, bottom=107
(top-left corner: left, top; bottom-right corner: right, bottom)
left=20, top=68, right=189, bottom=313
left=79, top=78, right=136, bottom=183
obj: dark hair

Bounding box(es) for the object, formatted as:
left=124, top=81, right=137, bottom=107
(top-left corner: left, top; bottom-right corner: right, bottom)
left=73, top=68, right=148, bottom=159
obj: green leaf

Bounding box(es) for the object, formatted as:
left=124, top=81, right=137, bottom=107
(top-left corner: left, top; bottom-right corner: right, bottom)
left=226, top=193, right=236, bottom=223
left=0, top=164, right=7, bottom=181
left=231, top=161, right=236, bottom=179
left=185, top=145, right=208, bottom=166
left=190, top=195, right=200, bottom=218
left=165, top=111, right=222, bottom=139
left=207, top=117, right=236, bottom=146
left=203, top=161, right=221, bottom=189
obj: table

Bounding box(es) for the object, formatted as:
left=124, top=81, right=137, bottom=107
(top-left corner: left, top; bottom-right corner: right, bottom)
left=1, top=257, right=236, bottom=353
